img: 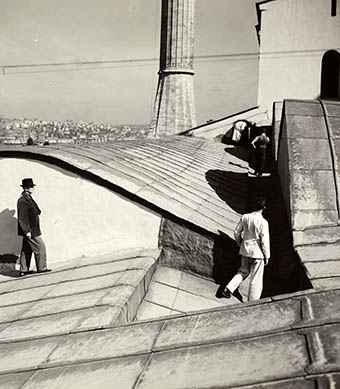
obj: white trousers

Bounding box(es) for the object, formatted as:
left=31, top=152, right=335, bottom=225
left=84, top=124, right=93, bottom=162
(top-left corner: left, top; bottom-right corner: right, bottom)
left=226, top=256, right=264, bottom=301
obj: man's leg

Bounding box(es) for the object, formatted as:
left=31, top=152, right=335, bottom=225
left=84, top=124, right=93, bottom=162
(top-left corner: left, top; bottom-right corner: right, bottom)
left=248, top=258, right=264, bottom=301
left=258, top=149, right=266, bottom=176
left=225, top=256, right=251, bottom=294
left=19, top=238, right=32, bottom=273
left=27, top=236, right=48, bottom=272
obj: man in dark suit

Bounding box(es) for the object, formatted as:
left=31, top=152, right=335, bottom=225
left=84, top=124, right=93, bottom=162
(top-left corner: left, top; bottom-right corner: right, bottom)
left=17, top=178, right=51, bottom=276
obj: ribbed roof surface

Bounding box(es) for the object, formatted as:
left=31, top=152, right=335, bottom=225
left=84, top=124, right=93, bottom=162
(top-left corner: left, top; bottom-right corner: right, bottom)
left=0, top=136, right=248, bottom=238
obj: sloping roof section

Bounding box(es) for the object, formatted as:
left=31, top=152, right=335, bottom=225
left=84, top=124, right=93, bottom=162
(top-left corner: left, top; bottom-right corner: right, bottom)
left=279, top=99, right=340, bottom=289
left=0, top=260, right=339, bottom=388
left=0, top=136, right=248, bottom=238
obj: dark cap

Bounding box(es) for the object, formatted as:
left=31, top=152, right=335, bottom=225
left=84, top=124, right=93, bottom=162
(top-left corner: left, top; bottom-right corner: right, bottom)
left=20, top=178, right=36, bottom=188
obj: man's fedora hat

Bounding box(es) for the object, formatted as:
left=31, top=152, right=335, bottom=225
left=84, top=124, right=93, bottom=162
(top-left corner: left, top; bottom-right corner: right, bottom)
left=20, top=178, right=36, bottom=188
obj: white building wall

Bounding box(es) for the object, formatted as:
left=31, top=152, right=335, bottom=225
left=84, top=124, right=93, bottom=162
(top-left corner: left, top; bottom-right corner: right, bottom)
left=257, top=0, right=340, bottom=122
left=0, top=158, right=161, bottom=266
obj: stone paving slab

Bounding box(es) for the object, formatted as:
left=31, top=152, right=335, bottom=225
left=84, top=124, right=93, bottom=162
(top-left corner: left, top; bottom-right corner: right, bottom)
left=137, top=332, right=309, bottom=389
left=0, top=309, right=90, bottom=342
left=0, top=303, right=35, bottom=325
left=0, top=270, right=75, bottom=293
left=45, top=321, right=162, bottom=366
left=285, top=99, right=324, bottom=117
left=153, top=299, right=302, bottom=351
left=19, top=289, right=110, bottom=320
left=238, top=377, right=316, bottom=388
left=0, top=336, right=63, bottom=374
left=23, top=354, right=149, bottom=389
left=44, top=272, right=123, bottom=299
left=143, top=281, right=179, bottom=310
left=288, top=138, right=332, bottom=170
left=0, top=284, right=54, bottom=308
left=292, top=210, right=338, bottom=230
left=136, top=300, right=173, bottom=321
left=300, top=290, right=340, bottom=325
left=152, top=267, right=182, bottom=288
left=311, top=277, right=340, bottom=289
left=304, top=323, right=340, bottom=374
left=293, top=226, right=340, bottom=247
left=0, top=371, right=35, bottom=389
left=286, top=115, right=327, bottom=138
left=304, top=260, right=340, bottom=279
left=172, top=289, right=227, bottom=312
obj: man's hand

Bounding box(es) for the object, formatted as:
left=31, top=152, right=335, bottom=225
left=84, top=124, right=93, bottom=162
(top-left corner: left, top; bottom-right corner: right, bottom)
left=264, top=257, right=269, bottom=266
left=26, top=232, right=32, bottom=239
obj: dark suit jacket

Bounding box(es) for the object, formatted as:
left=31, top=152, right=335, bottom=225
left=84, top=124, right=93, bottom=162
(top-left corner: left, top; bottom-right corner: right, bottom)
left=17, top=192, right=42, bottom=238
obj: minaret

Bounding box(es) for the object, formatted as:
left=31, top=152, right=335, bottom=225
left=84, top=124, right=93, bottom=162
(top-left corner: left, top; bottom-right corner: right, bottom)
left=150, top=0, right=196, bottom=137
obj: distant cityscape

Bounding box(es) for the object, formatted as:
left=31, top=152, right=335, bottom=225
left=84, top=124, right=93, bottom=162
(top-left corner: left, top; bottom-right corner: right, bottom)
left=0, top=117, right=152, bottom=145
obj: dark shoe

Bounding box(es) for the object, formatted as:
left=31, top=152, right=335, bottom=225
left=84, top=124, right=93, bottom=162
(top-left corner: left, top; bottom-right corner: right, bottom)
left=19, top=270, right=34, bottom=277
left=221, top=288, right=232, bottom=299
left=38, top=269, right=52, bottom=273
left=215, top=285, right=225, bottom=299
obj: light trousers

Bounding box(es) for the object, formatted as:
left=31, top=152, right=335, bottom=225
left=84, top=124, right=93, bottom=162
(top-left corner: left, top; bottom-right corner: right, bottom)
left=226, top=256, right=264, bottom=301
left=19, top=235, right=47, bottom=272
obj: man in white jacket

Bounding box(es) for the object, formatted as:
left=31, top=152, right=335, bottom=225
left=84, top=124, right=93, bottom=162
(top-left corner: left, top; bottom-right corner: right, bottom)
left=222, top=196, right=270, bottom=301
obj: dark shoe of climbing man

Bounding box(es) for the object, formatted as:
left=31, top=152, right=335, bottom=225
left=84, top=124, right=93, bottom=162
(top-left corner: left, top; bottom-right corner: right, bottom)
left=221, top=288, right=232, bottom=299
left=37, top=269, right=52, bottom=273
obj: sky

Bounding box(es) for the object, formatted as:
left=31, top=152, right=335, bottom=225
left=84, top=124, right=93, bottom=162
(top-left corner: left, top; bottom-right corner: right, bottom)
left=0, top=0, right=259, bottom=126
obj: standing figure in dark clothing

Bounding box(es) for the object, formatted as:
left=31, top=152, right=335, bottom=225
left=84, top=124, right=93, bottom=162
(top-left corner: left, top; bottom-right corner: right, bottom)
left=251, top=131, right=270, bottom=176
left=17, top=178, right=51, bottom=276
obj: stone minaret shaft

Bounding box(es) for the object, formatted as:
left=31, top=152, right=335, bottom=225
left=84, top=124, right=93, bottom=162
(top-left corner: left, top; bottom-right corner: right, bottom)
left=151, top=0, right=196, bottom=137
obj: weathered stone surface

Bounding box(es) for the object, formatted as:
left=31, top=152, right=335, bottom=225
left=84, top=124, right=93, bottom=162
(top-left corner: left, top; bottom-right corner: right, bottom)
left=296, top=242, right=340, bottom=262
left=178, top=270, right=223, bottom=301
left=292, top=210, right=337, bottom=230
left=0, top=309, right=90, bottom=342
left=285, top=100, right=323, bottom=117
left=142, top=281, right=179, bottom=310
left=237, top=377, right=316, bottom=388
left=0, top=336, right=63, bottom=374
left=302, top=290, right=340, bottom=323
left=10, top=270, right=75, bottom=292
left=288, top=138, right=332, bottom=170
left=46, top=321, right=162, bottom=366
left=172, top=289, right=227, bottom=312
left=24, top=355, right=149, bottom=389
left=311, top=277, right=340, bottom=289
left=329, top=117, right=340, bottom=138
left=136, top=300, right=173, bottom=321
left=304, top=260, right=340, bottom=279
left=0, top=303, right=35, bottom=324
left=285, top=115, right=327, bottom=138
left=293, top=226, right=340, bottom=247
left=138, top=332, right=309, bottom=388
left=305, top=324, right=340, bottom=373
left=98, top=285, right=135, bottom=307
left=324, top=101, right=340, bottom=117
left=159, top=218, right=215, bottom=278
left=45, top=272, right=122, bottom=299
left=75, top=306, right=124, bottom=330
left=152, top=267, right=182, bottom=288
left=0, top=284, right=54, bottom=307
left=154, top=300, right=301, bottom=350
left=19, top=289, right=109, bottom=320
left=290, top=171, right=337, bottom=212
left=0, top=371, right=35, bottom=389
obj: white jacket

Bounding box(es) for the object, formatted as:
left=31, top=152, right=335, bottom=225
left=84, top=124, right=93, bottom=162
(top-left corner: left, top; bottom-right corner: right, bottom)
left=234, top=211, right=270, bottom=259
